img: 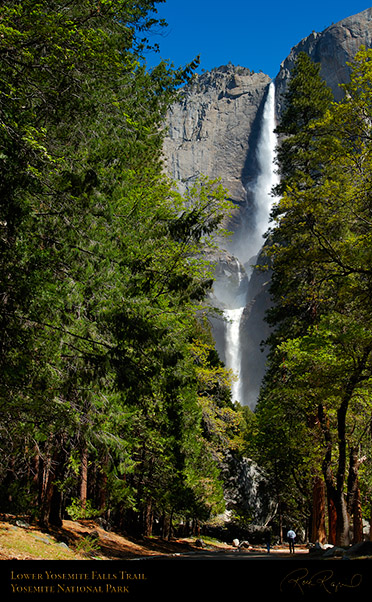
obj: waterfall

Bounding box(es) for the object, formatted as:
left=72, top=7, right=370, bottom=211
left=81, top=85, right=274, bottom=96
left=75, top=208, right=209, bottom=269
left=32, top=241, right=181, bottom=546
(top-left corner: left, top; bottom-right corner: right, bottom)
left=223, top=81, right=278, bottom=407
left=248, top=81, right=279, bottom=263
left=221, top=258, right=246, bottom=405
left=223, top=307, right=245, bottom=404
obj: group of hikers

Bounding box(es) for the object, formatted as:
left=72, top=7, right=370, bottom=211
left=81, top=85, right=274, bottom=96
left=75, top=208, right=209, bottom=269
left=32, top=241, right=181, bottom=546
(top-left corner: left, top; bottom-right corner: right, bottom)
left=266, top=529, right=297, bottom=554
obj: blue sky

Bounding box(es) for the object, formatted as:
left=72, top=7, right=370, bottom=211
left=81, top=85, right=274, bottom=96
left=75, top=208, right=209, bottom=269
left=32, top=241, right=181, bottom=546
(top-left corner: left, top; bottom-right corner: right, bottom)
left=146, top=1, right=371, bottom=78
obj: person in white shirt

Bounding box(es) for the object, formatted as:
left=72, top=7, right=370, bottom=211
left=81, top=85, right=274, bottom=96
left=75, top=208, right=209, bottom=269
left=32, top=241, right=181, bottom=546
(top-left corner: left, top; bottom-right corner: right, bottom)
left=287, top=529, right=296, bottom=554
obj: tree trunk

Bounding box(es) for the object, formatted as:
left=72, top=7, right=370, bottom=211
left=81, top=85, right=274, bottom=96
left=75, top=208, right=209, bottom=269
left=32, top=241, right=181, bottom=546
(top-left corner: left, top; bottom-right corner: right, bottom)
left=143, top=500, right=153, bottom=537
left=98, top=455, right=109, bottom=512
left=80, top=446, right=88, bottom=509
left=30, top=445, right=43, bottom=509
left=318, top=402, right=350, bottom=546
left=335, top=395, right=350, bottom=547
left=49, top=485, right=63, bottom=527
left=318, top=344, right=372, bottom=545
left=168, top=509, right=174, bottom=541
left=161, top=513, right=170, bottom=540
left=352, top=483, right=363, bottom=544
left=318, top=404, right=337, bottom=544
left=311, top=477, right=327, bottom=543
left=39, top=440, right=65, bottom=528
left=327, top=496, right=337, bottom=545
left=99, top=471, right=108, bottom=512
left=40, top=469, right=63, bottom=527
left=278, top=503, right=283, bottom=544
left=347, top=446, right=366, bottom=544
left=335, top=493, right=350, bottom=547
left=3, top=457, right=15, bottom=504
left=192, top=518, right=200, bottom=537
left=326, top=484, right=351, bottom=547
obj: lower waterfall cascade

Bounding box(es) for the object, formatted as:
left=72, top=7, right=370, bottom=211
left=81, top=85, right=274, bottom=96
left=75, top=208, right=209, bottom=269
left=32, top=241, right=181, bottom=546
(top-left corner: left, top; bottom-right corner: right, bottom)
left=223, top=307, right=245, bottom=404
left=222, top=81, right=278, bottom=406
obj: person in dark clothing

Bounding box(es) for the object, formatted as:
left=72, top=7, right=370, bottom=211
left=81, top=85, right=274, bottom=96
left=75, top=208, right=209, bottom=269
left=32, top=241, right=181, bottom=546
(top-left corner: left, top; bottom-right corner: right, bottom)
left=266, top=531, right=271, bottom=554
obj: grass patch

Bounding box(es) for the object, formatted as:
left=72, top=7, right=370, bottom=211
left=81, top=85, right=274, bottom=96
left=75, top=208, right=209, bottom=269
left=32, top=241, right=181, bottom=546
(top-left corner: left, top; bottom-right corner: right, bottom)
left=0, top=523, right=86, bottom=560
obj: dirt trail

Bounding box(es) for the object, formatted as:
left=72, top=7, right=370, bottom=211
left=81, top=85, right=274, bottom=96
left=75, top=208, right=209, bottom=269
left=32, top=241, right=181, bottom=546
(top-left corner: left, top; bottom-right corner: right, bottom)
left=0, top=517, right=313, bottom=560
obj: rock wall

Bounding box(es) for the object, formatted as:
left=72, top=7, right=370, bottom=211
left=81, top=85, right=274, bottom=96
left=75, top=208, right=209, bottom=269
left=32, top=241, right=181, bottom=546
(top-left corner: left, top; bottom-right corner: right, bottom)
left=163, top=8, right=372, bottom=409
left=163, top=65, right=270, bottom=217
left=275, top=7, right=372, bottom=113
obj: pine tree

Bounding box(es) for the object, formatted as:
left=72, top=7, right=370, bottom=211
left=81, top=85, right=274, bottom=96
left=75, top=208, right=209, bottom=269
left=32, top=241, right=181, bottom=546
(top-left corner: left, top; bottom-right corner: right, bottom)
left=274, top=52, right=334, bottom=196
left=0, top=1, right=243, bottom=533
left=267, top=52, right=334, bottom=340
left=257, top=49, right=372, bottom=546
left=257, top=53, right=335, bottom=544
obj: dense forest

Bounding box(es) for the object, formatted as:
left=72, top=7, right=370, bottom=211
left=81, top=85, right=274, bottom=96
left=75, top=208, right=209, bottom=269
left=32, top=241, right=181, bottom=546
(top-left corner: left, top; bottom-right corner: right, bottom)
left=0, top=0, right=245, bottom=537
left=254, top=49, right=372, bottom=547
left=2, top=0, right=372, bottom=549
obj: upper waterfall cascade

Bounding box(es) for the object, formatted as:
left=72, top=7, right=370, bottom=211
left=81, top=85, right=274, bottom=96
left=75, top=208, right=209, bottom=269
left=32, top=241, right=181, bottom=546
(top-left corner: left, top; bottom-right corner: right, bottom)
left=222, top=81, right=278, bottom=406
left=250, top=82, right=279, bottom=257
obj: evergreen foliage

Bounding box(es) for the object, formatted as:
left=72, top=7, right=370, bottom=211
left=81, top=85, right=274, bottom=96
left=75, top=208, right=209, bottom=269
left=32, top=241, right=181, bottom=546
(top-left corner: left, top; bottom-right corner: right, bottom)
left=0, top=0, right=243, bottom=535
left=5, top=3, right=372, bottom=548
left=254, top=48, right=372, bottom=546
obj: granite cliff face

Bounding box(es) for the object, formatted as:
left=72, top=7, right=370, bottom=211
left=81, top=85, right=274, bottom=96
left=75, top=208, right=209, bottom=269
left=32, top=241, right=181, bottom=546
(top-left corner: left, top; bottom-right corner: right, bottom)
left=164, top=65, right=271, bottom=207
left=275, top=7, right=372, bottom=112
left=162, top=8, right=372, bottom=408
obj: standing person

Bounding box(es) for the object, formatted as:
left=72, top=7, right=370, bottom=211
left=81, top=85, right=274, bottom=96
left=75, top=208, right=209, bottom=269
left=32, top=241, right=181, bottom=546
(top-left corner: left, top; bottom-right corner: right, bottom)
left=287, top=528, right=296, bottom=554
left=266, top=531, right=271, bottom=554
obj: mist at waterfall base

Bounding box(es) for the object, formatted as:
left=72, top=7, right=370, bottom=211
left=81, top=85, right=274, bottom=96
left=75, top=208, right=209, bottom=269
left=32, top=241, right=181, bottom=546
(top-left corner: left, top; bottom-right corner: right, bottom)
left=216, top=82, right=279, bottom=408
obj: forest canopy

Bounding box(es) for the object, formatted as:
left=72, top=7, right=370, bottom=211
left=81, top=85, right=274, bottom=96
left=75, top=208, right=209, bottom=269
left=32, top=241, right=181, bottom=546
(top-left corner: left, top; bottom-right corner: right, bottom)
left=0, top=0, right=244, bottom=535
left=254, top=49, right=372, bottom=547
left=3, top=1, right=372, bottom=550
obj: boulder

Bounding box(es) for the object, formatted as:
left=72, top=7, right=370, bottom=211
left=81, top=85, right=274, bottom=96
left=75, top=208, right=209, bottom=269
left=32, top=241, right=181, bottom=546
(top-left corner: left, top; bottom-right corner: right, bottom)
left=195, top=539, right=207, bottom=548
left=323, top=546, right=345, bottom=558
left=15, top=520, right=30, bottom=528
left=344, top=540, right=372, bottom=558
left=34, top=535, right=52, bottom=545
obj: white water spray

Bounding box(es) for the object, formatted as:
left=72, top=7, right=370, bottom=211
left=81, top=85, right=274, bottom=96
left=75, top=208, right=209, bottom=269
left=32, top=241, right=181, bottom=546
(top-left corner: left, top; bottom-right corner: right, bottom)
left=223, top=306, right=245, bottom=403
left=223, top=81, right=278, bottom=406
left=250, top=81, right=279, bottom=256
